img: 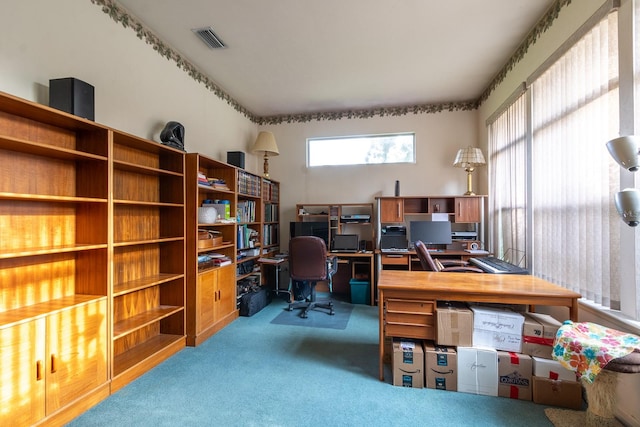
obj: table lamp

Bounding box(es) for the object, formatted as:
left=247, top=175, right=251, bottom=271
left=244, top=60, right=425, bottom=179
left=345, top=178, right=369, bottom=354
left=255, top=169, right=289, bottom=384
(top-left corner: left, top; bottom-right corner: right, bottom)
left=252, top=131, right=279, bottom=177
left=453, top=146, right=486, bottom=195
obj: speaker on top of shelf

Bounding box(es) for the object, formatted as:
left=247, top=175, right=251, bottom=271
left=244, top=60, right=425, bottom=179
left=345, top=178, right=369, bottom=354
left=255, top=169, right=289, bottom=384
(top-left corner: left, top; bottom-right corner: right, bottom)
left=227, top=151, right=245, bottom=169
left=49, top=77, right=95, bottom=121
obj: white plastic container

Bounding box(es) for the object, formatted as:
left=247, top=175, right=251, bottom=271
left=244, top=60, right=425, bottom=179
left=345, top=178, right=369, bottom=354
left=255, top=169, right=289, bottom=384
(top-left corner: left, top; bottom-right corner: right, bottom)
left=198, top=206, right=218, bottom=224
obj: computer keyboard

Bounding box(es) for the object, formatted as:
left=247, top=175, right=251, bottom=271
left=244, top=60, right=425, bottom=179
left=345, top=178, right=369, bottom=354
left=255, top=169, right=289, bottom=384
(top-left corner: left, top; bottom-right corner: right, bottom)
left=469, top=256, right=529, bottom=274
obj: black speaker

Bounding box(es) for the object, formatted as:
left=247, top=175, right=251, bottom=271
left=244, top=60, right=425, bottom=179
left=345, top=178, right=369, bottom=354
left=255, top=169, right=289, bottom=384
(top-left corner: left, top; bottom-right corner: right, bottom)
left=49, top=78, right=95, bottom=121
left=227, top=151, right=245, bottom=169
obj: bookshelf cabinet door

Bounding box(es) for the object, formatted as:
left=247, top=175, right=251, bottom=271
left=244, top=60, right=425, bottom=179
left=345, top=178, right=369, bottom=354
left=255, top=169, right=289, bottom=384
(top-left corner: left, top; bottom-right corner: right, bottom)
left=46, top=299, right=108, bottom=414
left=0, top=319, right=46, bottom=426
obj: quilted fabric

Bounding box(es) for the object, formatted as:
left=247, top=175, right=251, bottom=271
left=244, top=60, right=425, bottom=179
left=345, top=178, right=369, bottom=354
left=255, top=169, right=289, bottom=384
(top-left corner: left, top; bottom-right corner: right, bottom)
left=552, top=321, right=640, bottom=383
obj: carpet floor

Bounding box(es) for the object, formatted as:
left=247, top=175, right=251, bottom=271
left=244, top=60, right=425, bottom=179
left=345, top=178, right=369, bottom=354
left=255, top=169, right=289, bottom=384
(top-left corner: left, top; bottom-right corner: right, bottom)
left=68, top=298, right=555, bottom=427
left=270, top=298, right=354, bottom=329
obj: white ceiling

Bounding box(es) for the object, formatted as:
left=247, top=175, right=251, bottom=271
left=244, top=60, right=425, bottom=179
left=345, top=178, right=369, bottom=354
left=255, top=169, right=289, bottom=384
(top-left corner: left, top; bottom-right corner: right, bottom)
left=115, top=0, right=555, bottom=118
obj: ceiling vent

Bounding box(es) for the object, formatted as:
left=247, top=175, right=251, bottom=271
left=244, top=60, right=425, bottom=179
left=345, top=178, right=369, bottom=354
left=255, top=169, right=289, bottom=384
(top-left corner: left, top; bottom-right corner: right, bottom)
left=192, top=26, right=226, bottom=49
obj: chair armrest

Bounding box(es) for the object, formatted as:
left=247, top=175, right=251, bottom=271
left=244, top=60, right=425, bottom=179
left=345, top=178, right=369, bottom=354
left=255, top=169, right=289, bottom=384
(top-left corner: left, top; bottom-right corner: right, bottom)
left=438, top=258, right=470, bottom=267
left=326, top=256, right=339, bottom=277
left=441, top=266, right=484, bottom=273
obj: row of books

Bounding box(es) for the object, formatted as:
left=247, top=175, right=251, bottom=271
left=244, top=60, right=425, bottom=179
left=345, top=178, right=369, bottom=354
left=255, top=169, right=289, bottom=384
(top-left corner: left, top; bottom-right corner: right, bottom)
left=262, top=224, right=279, bottom=246
left=262, top=180, right=279, bottom=202
left=264, top=203, right=279, bottom=222
left=237, top=224, right=259, bottom=250
left=237, top=200, right=257, bottom=223
left=237, top=170, right=261, bottom=196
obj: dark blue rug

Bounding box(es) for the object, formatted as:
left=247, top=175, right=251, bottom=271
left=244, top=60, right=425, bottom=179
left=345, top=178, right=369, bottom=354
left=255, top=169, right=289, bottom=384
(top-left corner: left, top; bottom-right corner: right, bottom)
left=270, top=299, right=354, bottom=329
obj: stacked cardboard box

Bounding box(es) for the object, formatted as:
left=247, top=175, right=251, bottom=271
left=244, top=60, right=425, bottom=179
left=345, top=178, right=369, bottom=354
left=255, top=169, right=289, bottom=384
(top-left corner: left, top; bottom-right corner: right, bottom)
left=436, top=301, right=473, bottom=347
left=424, top=342, right=457, bottom=391
left=522, top=312, right=562, bottom=359
left=532, top=357, right=582, bottom=409
left=497, top=351, right=532, bottom=400
left=471, top=306, right=525, bottom=353
left=457, top=347, right=498, bottom=396
left=392, top=339, right=424, bottom=388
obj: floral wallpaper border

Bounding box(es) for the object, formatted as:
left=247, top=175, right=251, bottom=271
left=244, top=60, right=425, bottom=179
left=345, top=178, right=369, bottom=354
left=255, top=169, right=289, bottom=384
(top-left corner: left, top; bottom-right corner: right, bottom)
left=91, top=0, right=571, bottom=124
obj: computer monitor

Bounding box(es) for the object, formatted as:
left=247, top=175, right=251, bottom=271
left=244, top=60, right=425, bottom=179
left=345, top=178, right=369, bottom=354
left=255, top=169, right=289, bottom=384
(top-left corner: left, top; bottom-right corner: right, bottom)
left=289, top=221, right=329, bottom=246
left=409, top=220, right=452, bottom=247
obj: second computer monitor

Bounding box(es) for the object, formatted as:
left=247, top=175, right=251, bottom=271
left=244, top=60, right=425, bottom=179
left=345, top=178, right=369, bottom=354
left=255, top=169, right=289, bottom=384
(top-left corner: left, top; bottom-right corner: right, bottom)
left=410, top=220, right=452, bottom=247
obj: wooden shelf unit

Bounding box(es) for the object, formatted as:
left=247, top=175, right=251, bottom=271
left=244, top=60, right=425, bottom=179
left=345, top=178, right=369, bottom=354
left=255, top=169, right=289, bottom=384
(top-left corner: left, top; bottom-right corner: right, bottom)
left=110, top=130, right=186, bottom=391
left=0, top=91, right=110, bottom=426
left=185, top=154, right=238, bottom=346
left=295, top=203, right=374, bottom=251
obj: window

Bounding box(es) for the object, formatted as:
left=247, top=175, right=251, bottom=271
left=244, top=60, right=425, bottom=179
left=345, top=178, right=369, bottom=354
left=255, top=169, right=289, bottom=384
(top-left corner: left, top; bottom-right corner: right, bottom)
left=487, top=9, right=632, bottom=318
left=307, top=133, right=415, bottom=167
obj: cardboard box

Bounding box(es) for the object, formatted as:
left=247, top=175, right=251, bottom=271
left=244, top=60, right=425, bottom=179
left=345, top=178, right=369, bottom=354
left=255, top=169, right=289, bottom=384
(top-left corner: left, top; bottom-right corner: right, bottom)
left=424, top=342, right=457, bottom=391
left=471, top=306, right=524, bottom=352
left=436, top=301, right=473, bottom=347
left=497, top=351, right=532, bottom=401
left=532, top=376, right=583, bottom=409
left=457, top=347, right=498, bottom=396
left=521, top=312, right=562, bottom=359
left=392, top=339, right=424, bottom=388
left=532, top=357, right=577, bottom=382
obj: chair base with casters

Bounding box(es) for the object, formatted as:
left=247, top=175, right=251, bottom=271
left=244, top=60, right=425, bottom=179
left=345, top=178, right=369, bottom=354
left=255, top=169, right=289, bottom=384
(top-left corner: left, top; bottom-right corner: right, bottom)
left=287, top=281, right=334, bottom=318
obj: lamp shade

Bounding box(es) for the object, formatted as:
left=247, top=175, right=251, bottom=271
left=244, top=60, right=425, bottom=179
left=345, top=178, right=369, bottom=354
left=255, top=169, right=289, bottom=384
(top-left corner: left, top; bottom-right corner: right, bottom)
left=606, top=136, right=640, bottom=171
left=252, top=131, right=279, bottom=156
left=614, top=188, right=640, bottom=226
left=453, top=147, right=486, bottom=168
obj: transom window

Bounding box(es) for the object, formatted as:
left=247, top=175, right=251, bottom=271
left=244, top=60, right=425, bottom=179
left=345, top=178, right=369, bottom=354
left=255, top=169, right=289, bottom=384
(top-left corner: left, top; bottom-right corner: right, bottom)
left=307, top=133, right=415, bottom=167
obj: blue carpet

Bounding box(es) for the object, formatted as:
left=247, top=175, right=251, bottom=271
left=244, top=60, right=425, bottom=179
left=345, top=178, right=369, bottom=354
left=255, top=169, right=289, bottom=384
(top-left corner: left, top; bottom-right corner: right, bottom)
left=67, top=299, right=553, bottom=427
left=270, top=299, right=354, bottom=329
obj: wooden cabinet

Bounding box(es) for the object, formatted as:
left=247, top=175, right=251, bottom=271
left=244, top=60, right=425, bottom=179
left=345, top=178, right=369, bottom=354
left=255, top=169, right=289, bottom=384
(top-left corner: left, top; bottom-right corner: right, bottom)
left=110, top=130, right=186, bottom=391
left=379, top=198, right=404, bottom=223
left=185, top=154, right=238, bottom=346
left=0, top=91, right=110, bottom=425
left=454, top=197, right=482, bottom=223
left=378, top=196, right=483, bottom=224
left=196, top=265, right=236, bottom=333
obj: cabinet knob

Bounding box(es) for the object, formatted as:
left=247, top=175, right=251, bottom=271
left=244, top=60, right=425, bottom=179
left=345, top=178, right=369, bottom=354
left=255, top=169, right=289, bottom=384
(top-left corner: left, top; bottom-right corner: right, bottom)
left=36, top=360, right=43, bottom=381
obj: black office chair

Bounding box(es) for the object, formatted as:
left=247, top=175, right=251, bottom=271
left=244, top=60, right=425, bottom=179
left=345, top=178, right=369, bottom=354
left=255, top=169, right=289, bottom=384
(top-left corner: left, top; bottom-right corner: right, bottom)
left=287, top=236, right=338, bottom=318
left=414, top=240, right=483, bottom=273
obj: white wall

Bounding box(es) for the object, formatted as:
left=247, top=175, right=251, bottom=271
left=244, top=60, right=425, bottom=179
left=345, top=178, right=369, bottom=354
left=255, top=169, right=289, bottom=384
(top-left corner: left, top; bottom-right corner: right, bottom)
left=0, top=0, right=258, bottom=167
left=263, top=110, right=478, bottom=235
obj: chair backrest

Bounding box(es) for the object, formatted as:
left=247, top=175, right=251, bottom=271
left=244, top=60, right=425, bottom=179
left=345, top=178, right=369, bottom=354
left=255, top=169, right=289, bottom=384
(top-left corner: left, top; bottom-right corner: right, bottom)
left=289, top=236, right=328, bottom=281
left=414, top=240, right=442, bottom=272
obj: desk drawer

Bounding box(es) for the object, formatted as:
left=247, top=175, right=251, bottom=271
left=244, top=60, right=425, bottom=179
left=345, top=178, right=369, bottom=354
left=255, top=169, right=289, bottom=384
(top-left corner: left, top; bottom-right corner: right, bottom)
left=386, top=299, right=434, bottom=314
left=380, top=254, right=409, bottom=266
left=385, top=323, right=434, bottom=340
left=385, top=298, right=435, bottom=340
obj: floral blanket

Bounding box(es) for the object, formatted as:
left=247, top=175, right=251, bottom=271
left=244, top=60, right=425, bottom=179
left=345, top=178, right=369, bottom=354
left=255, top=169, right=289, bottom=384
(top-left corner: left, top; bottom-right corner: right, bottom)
left=552, top=321, right=640, bottom=383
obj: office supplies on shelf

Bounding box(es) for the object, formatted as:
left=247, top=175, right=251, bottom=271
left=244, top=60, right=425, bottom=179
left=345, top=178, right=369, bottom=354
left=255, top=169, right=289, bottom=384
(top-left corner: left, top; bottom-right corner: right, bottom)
left=469, top=256, right=528, bottom=274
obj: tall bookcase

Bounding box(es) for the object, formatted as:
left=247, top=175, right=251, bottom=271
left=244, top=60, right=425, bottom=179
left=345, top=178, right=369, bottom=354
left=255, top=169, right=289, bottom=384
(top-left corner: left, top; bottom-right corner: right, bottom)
left=0, top=90, right=187, bottom=424
left=185, top=154, right=238, bottom=346
left=110, top=131, right=186, bottom=391
left=0, top=92, right=111, bottom=425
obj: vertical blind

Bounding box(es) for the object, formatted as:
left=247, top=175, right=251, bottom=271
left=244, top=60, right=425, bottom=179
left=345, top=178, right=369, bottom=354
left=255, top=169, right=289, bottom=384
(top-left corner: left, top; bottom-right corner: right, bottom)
left=488, top=91, right=528, bottom=267
left=487, top=10, right=622, bottom=313
left=531, top=11, right=620, bottom=309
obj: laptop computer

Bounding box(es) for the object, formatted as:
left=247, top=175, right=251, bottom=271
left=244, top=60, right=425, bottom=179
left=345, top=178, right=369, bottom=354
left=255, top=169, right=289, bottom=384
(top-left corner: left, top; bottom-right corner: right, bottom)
left=380, top=235, right=408, bottom=253
left=331, top=234, right=359, bottom=253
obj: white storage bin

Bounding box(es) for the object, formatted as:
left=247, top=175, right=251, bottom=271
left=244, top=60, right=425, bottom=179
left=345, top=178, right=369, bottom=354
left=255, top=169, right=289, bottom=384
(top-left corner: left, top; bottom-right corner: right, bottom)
left=198, top=206, right=218, bottom=224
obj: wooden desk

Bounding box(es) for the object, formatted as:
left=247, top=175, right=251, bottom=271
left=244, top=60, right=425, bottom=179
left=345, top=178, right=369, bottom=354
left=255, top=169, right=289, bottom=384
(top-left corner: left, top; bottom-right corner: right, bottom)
left=377, top=270, right=581, bottom=380
left=331, top=251, right=375, bottom=305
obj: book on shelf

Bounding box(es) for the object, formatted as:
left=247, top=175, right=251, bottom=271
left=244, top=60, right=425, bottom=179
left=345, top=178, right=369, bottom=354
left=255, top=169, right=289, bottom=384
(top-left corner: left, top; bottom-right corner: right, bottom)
left=257, top=257, right=285, bottom=264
